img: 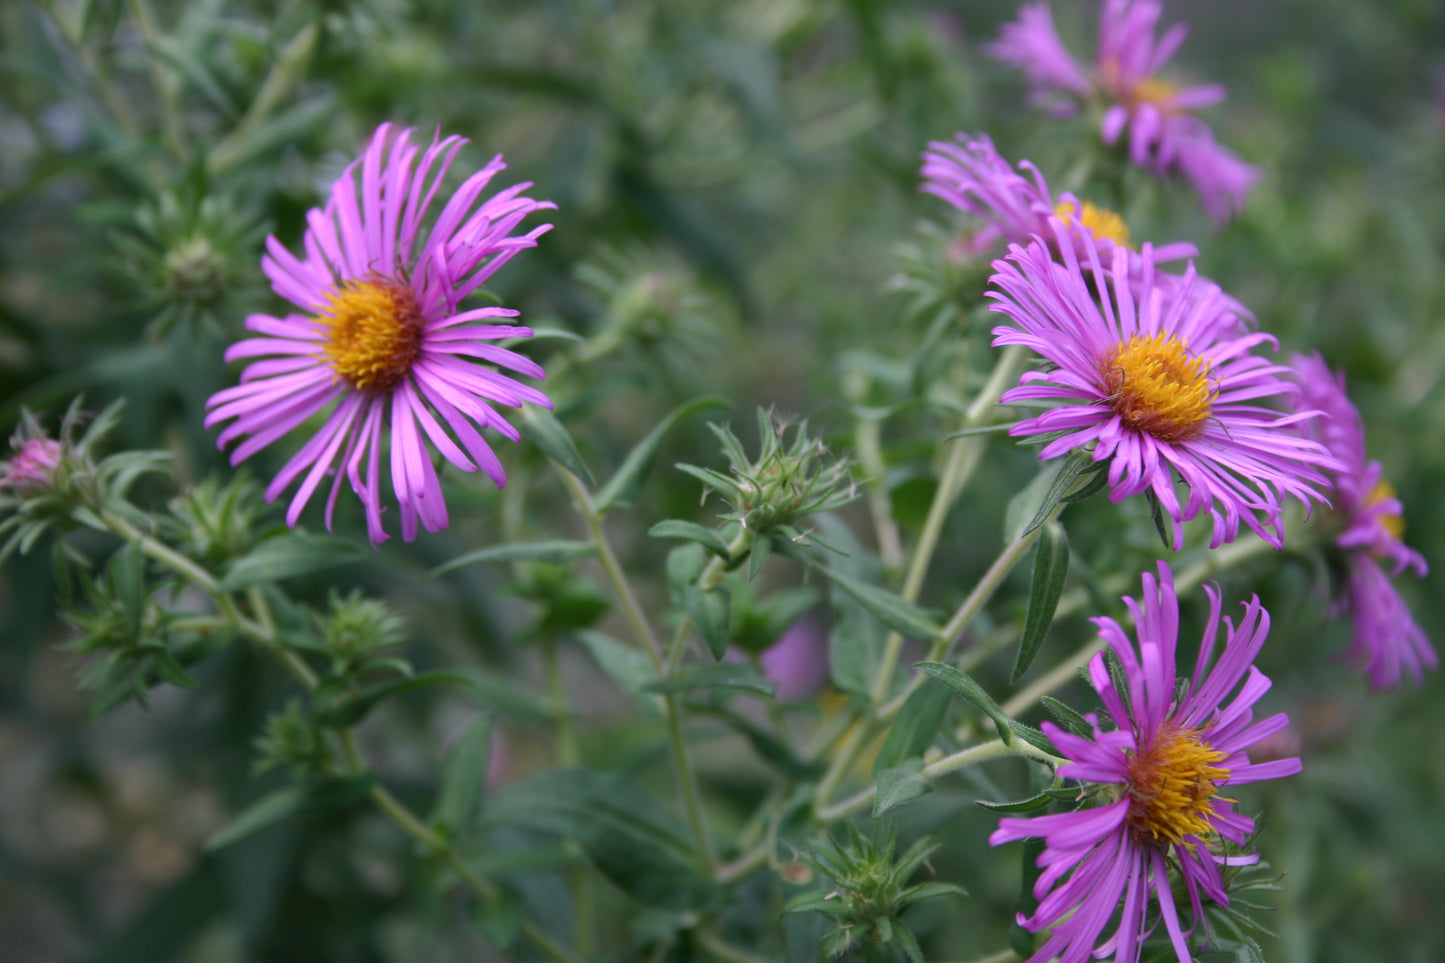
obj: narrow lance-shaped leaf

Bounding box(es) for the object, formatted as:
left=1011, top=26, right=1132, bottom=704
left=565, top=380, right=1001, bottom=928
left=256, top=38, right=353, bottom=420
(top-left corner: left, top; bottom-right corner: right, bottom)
left=648, top=519, right=732, bottom=558
left=873, top=759, right=934, bottom=817
left=685, top=583, right=732, bottom=660
left=822, top=567, right=942, bottom=641
left=519, top=407, right=594, bottom=486
left=1012, top=521, right=1069, bottom=683
left=1040, top=695, right=1092, bottom=738
left=218, top=532, right=364, bottom=591
left=872, top=682, right=950, bottom=774
left=644, top=661, right=773, bottom=696
left=594, top=396, right=731, bottom=513
left=432, top=540, right=596, bottom=575
left=431, top=714, right=494, bottom=842
left=915, top=661, right=1014, bottom=745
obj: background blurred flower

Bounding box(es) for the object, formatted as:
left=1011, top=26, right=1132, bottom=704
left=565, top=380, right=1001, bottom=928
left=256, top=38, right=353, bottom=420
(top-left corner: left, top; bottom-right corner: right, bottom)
left=990, top=0, right=1261, bottom=224
left=992, top=562, right=1301, bottom=963
left=205, top=123, right=554, bottom=543
left=1290, top=353, right=1435, bottom=687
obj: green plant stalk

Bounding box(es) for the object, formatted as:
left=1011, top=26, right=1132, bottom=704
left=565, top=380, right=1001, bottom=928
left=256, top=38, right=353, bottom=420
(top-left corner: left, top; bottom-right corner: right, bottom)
left=99, top=512, right=584, bottom=963
left=556, top=465, right=717, bottom=872
left=541, top=632, right=594, bottom=954
left=854, top=415, right=904, bottom=572
left=1000, top=533, right=1275, bottom=716
left=125, top=0, right=187, bottom=162
left=867, top=344, right=1025, bottom=705
left=875, top=514, right=1053, bottom=721
left=816, top=737, right=1065, bottom=823
left=208, top=21, right=320, bottom=176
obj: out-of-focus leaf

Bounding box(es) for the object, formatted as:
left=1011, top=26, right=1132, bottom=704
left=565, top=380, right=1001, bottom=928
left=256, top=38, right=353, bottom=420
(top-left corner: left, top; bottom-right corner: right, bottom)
left=872, top=681, right=950, bottom=774
left=317, top=671, right=475, bottom=728
left=649, top=519, right=732, bottom=557
left=203, top=776, right=374, bottom=852
left=684, top=583, right=732, bottom=659
left=873, top=759, right=933, bottom=816
left=431, top=714, right=494, bottom=841
left=432, top=540, right=596, bottom=575
left=821, top=567, right=941, bottom=640
left=645, top=661, right=773, bottom=696
left=578, top=630, right=661, bottom=708
left=520, top=407, right=594, bottom=486
left=485, top=768, right=725, bottom=912
left=217, top=533, right=363, bottom=591
left=594, top=396, right=731, bottom=513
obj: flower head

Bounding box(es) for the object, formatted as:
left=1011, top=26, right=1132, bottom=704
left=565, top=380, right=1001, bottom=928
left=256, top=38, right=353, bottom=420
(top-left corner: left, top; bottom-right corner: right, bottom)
left=991, top=562, right=1301, bottom=963
left=1289, top=354, right=1435, bottom=688
left=988, top=220, right=1334, bottom=550
left=0, top=433, right=63, bottom=498
left=990, top=0, right=1260, bottom=224
left=205, top=124, right=554, bottom=543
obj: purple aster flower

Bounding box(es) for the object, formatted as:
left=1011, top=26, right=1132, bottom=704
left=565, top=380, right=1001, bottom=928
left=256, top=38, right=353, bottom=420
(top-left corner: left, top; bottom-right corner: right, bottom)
left=0, top=432, right=63, bottom=497
left=987, top=219, right=1334, bottom=550
left=1289, top=354, right=1435, bottom=688
left=990, top=0, right=1261, bottom=225
left=919, top=132, right=1196, bottom=263
left=991, top=561, right=1301, bottom=963
left=205, top=124, right=554, bottom=543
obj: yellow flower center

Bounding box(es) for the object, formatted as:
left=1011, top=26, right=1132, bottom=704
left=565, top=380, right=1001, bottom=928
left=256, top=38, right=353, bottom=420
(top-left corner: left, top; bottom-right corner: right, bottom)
left=1100, top=58, right=1180, bottom=108
left=1125, top=724, right=1230, bottom=847
left=1103, top=333, right=1217, bottom=443
left=1366, top=480, right=1405, bottom=541
left=1054, top=200, right=1132, bottom=247
left=317, top=279, right=423, bottom=394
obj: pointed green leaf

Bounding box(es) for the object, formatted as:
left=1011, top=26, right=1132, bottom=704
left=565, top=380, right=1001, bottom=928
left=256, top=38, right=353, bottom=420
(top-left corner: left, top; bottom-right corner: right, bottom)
left=485, top=768, right=726, bottom=912
left=872, top=681, right=950, bottom=774
left=1012, top=521, right=1070, bottom=683
left=685, top=583, right=732, bottom=659
left=469, top=884, right=523, bottom=949
left=822, top=568, right=942, bottom=640
left=644, top=661, right=773, bottom=696
left=872, top=759, right=933, bottom=817
left=203, top=776, right=374, bottom=852
left=894, top=921, right=925, bottom=963
left=153, top=649, right=198, bottom=690
left=1040, top=696, right=1092, bottom=738
left=577, top=630, right=661, bottom=706
left=648, top=519, right=732, bottom=558
left=316, top=671, right=475, bottom=728
left=520, top=407, right=594, bottom=486
left=594, top=396, right=731, bottom=513
left=432, top=540, right=596, bottom=575
left=431, top=714, right=494, bottom=841
left=975, top=791, right=1056, bottom=813
left=218, top=533, right=363, bottom=591
left=916, top=661, right=1013, bottom=744
left=747, top=533, right=771, bottom=580
left=1022, top=450, right=1094, bottom=537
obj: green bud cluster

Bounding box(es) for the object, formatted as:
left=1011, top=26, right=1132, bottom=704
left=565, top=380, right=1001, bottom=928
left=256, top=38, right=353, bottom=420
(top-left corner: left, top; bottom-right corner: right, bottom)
left=786, top=823, right=965, bottom=963
left=678, top=408, right=857, bottom=540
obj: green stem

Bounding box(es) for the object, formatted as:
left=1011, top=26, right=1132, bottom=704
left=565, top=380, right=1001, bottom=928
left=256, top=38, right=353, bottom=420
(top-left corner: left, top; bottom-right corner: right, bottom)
left=867, top=345, right=1025, bottom=705
left=208, top=21, right=320, bottom=176
left=555, top=464, right=716, bottom=873
left=541, top=634, right=579, bottom=766
left=816, top=737, right=1063, bottom=823
left=694, top=927, right=767, bottom=963
left=876, top=518, right=1050, bottom=721
left=855, top=416, right=904, bottom=572
left=125, top=0, right=187, bottom=161
left=664, top=528, right=748, bottom=676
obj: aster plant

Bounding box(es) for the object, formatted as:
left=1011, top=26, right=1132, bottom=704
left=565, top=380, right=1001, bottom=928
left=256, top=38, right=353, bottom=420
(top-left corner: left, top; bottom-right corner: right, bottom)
left=987, top=218, right=1335, bottom=550
left=2, top=1, right=1440, bottom=960
left=990, top=0, right=1261, bottom=224
left=1290, top=353, right=1436, bottom=688
left=205, top=123, right=554, bottom=543
left=991, top=562, right=1301, bottom=963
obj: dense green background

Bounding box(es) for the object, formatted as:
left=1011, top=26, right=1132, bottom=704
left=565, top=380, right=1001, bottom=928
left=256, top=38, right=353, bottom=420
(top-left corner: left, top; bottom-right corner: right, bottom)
left=1, top=1, right=1442, bottom=961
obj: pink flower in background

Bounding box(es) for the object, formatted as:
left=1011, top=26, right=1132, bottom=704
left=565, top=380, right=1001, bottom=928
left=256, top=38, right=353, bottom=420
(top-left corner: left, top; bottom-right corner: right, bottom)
left=990, top=0, right=1261, bottom=224
left=759, top=616, right=830, bottom=703
left=206, top=124, right=554, bottom=543
left=1289, top=354, right=1435, bottom=688
left=991, top=562, right=1301, bottom=963
left=0, top=434, right=63, bottom=497
left=988, top=220, right=1334, bottom=550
